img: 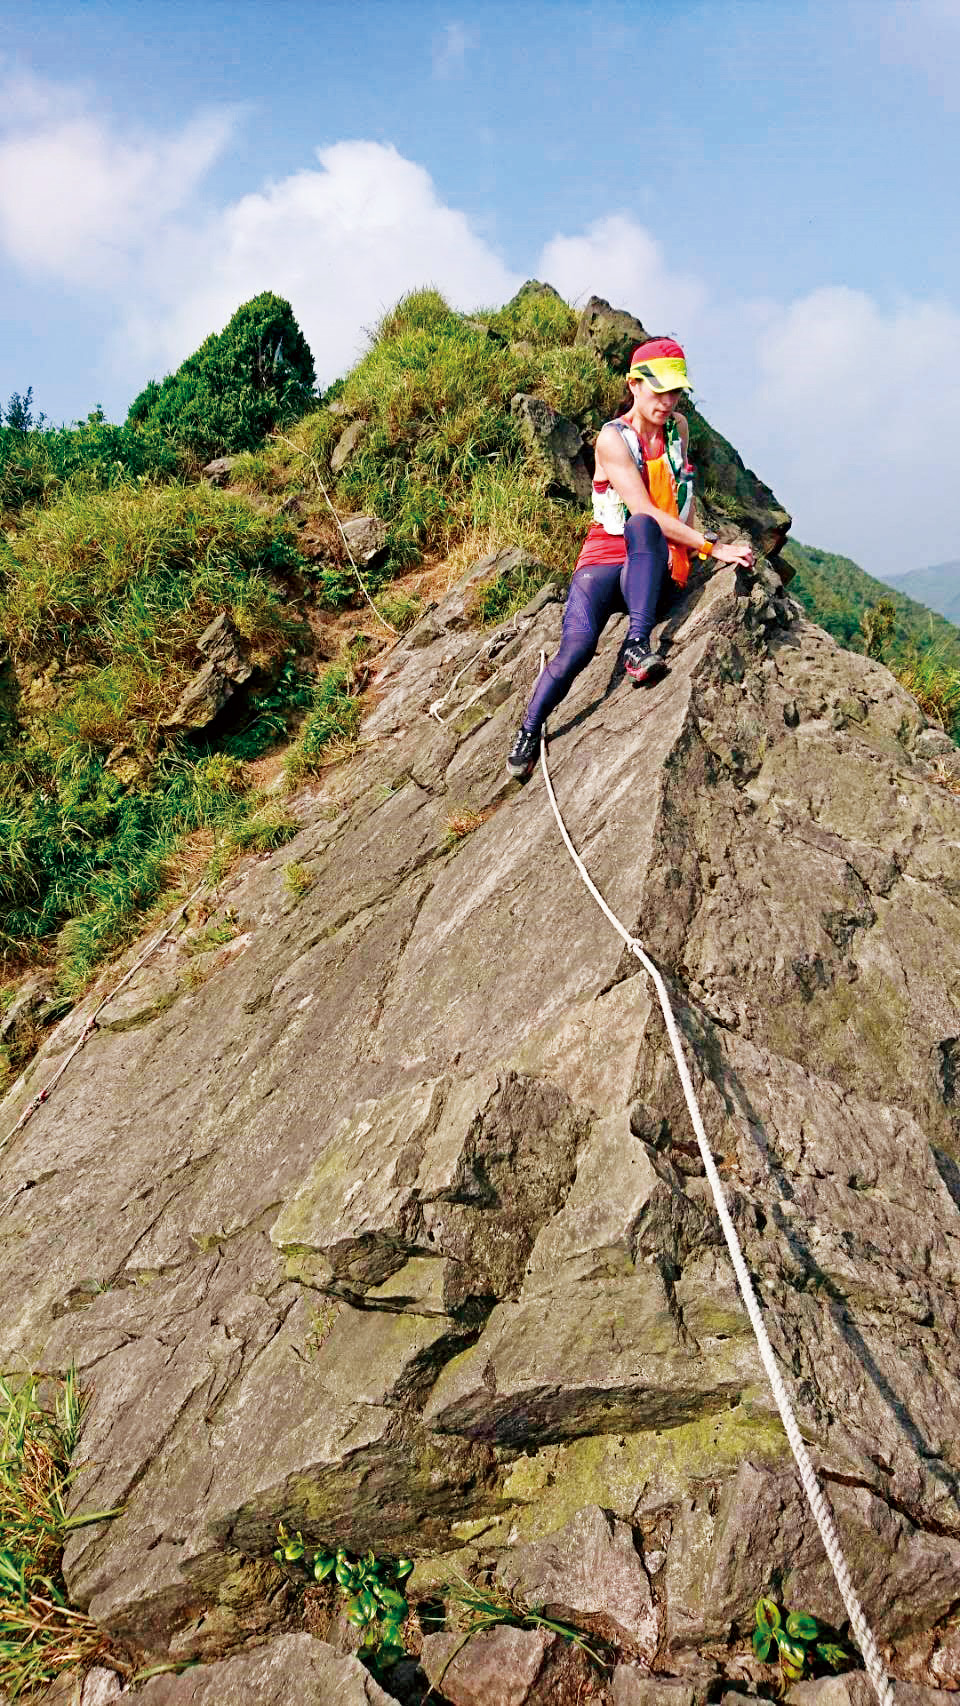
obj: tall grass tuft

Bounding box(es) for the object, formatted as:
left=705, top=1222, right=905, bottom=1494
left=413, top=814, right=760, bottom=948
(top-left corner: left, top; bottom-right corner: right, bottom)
left=0, top=1368, right=121, bottom=1698
left=893, top=646, right=960, bottom=734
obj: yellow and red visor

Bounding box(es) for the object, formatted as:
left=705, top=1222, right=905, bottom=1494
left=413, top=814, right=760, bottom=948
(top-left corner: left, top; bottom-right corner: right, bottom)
left=627, top=338, right=693, bottom=393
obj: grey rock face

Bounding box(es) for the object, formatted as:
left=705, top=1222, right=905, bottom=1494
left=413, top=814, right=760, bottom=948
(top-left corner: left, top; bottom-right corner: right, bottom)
left=497, top=1504, right=658, bottom=1655
left=510, top=393, right=593, bottom=503
left=574, top=294, right=652, bottom=371
left=2, top=549, right=960, bottom=1677
left=136, top=1633, right=400, bottom=1703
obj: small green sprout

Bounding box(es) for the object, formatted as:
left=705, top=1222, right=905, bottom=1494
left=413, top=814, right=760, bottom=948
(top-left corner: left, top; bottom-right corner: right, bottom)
left=274, top=1531, right=411, bottom=1675
left=753, top=1598, right=852, bottom=1689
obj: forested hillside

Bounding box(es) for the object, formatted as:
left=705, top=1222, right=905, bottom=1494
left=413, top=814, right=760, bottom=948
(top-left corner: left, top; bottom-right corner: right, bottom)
left=783, top=539, right=960, bottom=665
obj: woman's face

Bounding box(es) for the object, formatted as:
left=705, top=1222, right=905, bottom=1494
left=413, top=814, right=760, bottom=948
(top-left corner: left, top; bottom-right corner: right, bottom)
left=630, top=378, right=683, bottom=423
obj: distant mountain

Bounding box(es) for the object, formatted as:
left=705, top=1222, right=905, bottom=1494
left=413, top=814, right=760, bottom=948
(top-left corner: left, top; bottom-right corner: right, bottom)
left=882, top=561, right=960, bottom=626
left=781, top=540, right=960, bottom=666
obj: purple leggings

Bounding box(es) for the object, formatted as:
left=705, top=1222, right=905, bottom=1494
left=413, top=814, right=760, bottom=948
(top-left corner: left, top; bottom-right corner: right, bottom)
left=522, top=512, right=673, bottom=735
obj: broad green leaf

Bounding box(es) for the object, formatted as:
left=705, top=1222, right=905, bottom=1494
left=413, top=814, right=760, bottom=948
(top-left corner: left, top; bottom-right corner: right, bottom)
left=786, top=1612, right=821, bottom=1642
left=345, top=1594, right=373, bottom=1626
left=313, top=1554, right=336, bottom=1582
left=755, top=1597, right=781, bottom=1633
left=335, top=1559, right=355, bottom=1588
left=396, top=1557, right=414, bottom=1579
left=753, top=1630, right=773, bottom=1661
left=378, top=1587, right=408, bottom=1617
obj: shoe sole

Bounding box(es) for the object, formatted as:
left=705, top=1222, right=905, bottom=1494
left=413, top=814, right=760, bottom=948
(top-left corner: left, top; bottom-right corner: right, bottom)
left=506, top=760, right=536, bottom=780
left=625, top=658, right=667, bottom=685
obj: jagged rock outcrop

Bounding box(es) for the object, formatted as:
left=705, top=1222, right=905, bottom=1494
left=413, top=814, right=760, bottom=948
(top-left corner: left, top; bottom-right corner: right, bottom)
left=3, top=542, right=960, bottom=1694
left=162, top=611, right=253, bottom=731
left=510, top=393, right=593, bottom=503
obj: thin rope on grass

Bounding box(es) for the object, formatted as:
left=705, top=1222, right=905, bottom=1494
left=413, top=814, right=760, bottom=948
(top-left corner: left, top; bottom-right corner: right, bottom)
left=535, top=664, right=895, bottom=1706
left=272, top=431, right=398, bottom=636
left=0, top=877, right=209, bottom=1162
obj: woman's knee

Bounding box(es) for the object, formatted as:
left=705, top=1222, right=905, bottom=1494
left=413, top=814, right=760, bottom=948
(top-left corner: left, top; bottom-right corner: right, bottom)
left=624, top=512, right=665, bottom=552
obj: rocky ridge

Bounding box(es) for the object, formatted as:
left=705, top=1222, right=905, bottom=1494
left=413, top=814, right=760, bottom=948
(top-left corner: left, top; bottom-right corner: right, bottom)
left=2, top=523, right=960, bottom=1700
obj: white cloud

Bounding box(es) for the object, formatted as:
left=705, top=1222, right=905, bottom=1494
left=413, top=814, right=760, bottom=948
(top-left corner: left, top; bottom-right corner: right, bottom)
left=708, top=285, right=960, bottom=575
left=432, top=21, right=469, bottom=78
left=0, top=82, right=956, bottom=576
left=0, top=78, right=234, bottom=286
left=539, top=215, right=708, bottom=336
left=122, top=139, right=520, bottom=386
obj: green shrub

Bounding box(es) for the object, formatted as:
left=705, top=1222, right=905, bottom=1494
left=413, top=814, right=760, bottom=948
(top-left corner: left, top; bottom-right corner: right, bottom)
left=127, top=292, right=317, bottom=461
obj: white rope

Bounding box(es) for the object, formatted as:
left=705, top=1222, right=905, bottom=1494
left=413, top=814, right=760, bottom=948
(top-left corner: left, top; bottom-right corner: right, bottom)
left=536, top=680, right=894, bottom=1706
left=0, top=877, right=209, bottom=1159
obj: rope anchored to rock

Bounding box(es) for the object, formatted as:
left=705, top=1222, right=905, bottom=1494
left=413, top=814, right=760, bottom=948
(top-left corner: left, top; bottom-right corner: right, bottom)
left=535, top=668, right=895, bottom=1706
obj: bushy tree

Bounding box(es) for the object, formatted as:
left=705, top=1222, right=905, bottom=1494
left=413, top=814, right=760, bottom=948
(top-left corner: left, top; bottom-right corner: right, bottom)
left=127, top=292, right=317, bottom=461
left=3, top=388, right=37, bottom=432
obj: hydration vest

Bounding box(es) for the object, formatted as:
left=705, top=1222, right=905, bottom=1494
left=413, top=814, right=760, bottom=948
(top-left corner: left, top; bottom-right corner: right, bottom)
left=591, top=415, right=695, bottom=536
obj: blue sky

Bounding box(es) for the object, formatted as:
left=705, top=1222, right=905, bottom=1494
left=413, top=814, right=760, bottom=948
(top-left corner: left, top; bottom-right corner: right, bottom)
left=1, top=0, right=958, bottom=576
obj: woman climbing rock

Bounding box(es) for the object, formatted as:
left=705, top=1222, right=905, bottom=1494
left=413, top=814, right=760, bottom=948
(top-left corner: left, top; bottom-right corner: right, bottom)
left=506, top=338, right=755, bottom=779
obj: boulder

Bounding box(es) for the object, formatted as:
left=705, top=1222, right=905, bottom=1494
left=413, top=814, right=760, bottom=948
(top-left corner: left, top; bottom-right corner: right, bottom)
left=331, top=419, right=370, bottom=474
left=162, top=612, right=253, bottom=732
left=612, top=1678, right=696, bottom=1706
left=510, top=394, right=593, bottom=503
left=575, top=295, right=652, bottom=371
left=136, top=1632, right=400, bottom=1703
left=420, top=1624, right=592, bottom=1706
left=339, top=514, right=388, bottom=565
left=200, top=455, right=241, bottom=486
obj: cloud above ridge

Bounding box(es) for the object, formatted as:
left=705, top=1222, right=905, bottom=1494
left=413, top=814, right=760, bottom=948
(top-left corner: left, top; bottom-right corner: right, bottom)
left=1, top=76, right=957, bottom=577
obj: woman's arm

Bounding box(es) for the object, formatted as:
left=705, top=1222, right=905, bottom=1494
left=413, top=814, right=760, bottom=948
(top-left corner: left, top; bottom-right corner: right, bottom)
left=596, top=420, right=753, bottom=568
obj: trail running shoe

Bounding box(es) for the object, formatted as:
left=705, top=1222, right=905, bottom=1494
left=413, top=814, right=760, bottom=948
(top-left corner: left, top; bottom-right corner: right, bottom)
left=506, top=725, right=539, bottom=779
left=622, top=640, right=666, bottom=684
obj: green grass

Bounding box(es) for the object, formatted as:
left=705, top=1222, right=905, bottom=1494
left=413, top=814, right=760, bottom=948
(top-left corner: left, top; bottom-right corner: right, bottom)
left=0, top=415, right=184, bottom=522
left=892, top=644, right=960, bottom=733
left=0, top=1368, right=121, bottom=1699
left=323, top=287, right=618, bottom=573
left=283, top=657, right=363, bottom=783
left=0, top=480, right=311, bottom=989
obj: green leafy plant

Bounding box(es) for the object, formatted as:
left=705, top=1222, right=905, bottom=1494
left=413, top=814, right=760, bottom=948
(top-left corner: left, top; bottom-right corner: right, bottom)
left=127, top=292, right=317, bottom=462
left=753, top=1597, right=851, bottom=1689
left=273, top=1529, right=413, bottom=1674
left=282, top=860, right=314, bottom=899
left=0, top=1367, right=122, bottom=1699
